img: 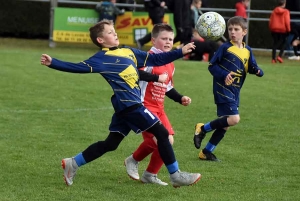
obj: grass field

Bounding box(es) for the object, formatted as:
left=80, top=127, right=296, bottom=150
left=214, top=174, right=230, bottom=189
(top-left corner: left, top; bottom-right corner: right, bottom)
left=1, top=38, right=299, bottom=201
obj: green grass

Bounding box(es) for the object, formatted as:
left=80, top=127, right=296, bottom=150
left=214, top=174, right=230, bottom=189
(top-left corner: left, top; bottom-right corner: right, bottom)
left=1, top=38, right=300, bottom=201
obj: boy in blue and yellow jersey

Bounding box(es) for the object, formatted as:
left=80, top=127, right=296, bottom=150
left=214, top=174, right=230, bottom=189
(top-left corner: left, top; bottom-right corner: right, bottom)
left=193, top=16, right=264, bottom=161
left=40, top=19, right=201, bottom=188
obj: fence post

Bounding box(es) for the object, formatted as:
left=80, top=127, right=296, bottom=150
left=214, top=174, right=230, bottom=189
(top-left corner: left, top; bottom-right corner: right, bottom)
left=246, top=0, right=251, bottom=45
left=49, top=0, right=58, bottom=47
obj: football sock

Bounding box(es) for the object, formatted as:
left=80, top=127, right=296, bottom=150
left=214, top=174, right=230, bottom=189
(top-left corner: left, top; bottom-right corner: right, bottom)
left=167, top=161, right=179, bottom=174
left=203, top=142, right=216, bottom=153
left=74, top=153, right=86, bottom=167
left=147, top=122, right=178, bottom=173
left=82, top=132, right=124, bottom=163
left=132, top=137, right=156, bottom=162
left=146, top=148, right=164, bottom=174
left=293, top=46, right=299, bottom=56
left=203, top=128, right=226, bottom=153
left=203, top=123, right=212, bottom=132
left=209, top=116, right=229, bottom=130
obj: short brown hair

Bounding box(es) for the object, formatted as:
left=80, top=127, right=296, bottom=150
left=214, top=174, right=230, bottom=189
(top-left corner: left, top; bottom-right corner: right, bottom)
left=89, top=19, right=114, bottom=48
left=278, top=0, right=286, bottom=6
left=227, top=16, right=247, bottom=30
left=151, top=23, right=174, bottom=38
left=193, top=0, right=202, bottom=4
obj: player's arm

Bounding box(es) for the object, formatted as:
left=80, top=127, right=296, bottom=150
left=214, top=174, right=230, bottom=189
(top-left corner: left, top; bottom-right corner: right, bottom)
left=41, top=54, right=102, bottom=73
left=131, top=43, right=195, bottom=68
left=166, top=88, right=183, bottom=104
left=165, top=88, right=191, bottom=106
left=138, top=70, right=159, bottom=82
left=248, top=50, right=264, bottom=77
left=208, top=46, right=230, bottom=79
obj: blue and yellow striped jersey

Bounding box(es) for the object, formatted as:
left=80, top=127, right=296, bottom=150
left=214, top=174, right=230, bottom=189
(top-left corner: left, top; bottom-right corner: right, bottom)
left=49, top=47, right=183, bottom=112
left=208, top=41, right=264, bottom=105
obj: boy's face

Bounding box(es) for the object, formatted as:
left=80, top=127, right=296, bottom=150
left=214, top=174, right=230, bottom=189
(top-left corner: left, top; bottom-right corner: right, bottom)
left=195, top=1, right=202, bottom=9
left=227, top=24, right=247, bottom=43
left=151, top=31, right=174, bottom=52
left=97, top=24, right=119, bottom=47
left=243, top=0, right=250, bottom=7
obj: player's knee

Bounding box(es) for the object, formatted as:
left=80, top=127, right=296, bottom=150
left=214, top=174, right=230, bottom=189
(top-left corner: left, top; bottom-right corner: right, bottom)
left=147, top=122, right=169, bottom=141
left=168, top=135, right=174, bottom=145
left=228, top=115, right=240, bottom=126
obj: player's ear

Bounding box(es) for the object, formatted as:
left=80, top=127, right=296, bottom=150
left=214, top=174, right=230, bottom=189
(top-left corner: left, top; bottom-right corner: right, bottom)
left=243, top=29, right=248, bottom=36
left=97, top=37, right=104, bottom=44
left=151, top=37, right=155, bottom=45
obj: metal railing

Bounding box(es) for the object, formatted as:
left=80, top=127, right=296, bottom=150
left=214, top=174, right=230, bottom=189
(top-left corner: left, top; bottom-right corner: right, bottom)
left=22, top=0, right=300, bottom=51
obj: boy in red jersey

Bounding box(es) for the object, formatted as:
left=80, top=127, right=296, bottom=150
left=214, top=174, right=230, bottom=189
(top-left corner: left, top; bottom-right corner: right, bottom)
left=235, top=0, right=250, bottom=19
left=124, top=23, right=192, bottom=185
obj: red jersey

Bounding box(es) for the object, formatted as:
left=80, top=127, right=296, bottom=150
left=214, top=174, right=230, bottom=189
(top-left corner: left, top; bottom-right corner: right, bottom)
left=139, top=47, right=175, bottom=112
left=235, top=2, right=247, bottom=19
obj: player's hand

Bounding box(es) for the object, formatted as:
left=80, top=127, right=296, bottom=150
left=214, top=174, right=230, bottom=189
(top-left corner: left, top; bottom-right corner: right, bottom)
left=40, top=54, right=52, bottom=66
left=225, top=72, right=234, bottom=85
left=158, top=73, right=168, bottom=83
left=181, top=42, right=195, bottom=55
left=181, top=96, right=191, bottom=106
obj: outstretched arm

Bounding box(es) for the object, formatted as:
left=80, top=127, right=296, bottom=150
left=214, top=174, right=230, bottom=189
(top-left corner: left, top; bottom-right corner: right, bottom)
left=132, top=42, right=195, bottom=68
left=40, top=54, right=98, bottom=73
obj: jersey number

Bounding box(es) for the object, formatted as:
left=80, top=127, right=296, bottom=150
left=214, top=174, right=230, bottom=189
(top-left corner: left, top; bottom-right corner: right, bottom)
left=144, top=109, right=155, bottom=119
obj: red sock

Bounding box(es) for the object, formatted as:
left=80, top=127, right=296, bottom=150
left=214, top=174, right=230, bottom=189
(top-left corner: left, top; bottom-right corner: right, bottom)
left=146, top=148, right=164, bottom=174
left=132, top=138, right=156, bottom=162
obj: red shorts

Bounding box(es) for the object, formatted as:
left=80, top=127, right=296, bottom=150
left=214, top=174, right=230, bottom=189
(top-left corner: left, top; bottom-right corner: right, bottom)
left=142, top=110, right=174, bottom=140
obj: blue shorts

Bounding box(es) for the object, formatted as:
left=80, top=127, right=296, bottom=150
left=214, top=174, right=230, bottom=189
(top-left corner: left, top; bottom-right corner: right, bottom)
left=109, top=105, right=159, bottom=136
left=217, top=102, right=239, bottom=117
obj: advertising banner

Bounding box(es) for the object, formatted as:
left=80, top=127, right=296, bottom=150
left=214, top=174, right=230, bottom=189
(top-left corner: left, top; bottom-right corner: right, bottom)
left=53, top=7, right=175, bottom=46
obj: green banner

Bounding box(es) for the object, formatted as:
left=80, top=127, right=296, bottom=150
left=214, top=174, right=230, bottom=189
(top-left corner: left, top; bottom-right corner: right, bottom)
left=53, top=7, right=175, bottom=46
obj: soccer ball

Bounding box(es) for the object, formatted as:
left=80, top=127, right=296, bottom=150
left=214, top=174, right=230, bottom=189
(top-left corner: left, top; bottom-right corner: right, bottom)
left=195, top=12, right=226, bottom=41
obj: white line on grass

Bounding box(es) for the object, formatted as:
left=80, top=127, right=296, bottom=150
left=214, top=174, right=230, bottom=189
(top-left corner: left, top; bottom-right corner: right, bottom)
left=0, top=107, right=113, bottom=114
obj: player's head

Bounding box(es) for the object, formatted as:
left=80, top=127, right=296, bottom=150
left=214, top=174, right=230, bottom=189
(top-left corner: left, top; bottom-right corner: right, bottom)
left=151, top=23, right=174, bottom=52
left=277, top=0, right=286, bottom=6
left=227, top=16, right=247, bottom=43
left=192, top=0, right=202, bottom=9
left=241, top=0, right=250, bottom=7
left=89, top=19, right=119, bottom=48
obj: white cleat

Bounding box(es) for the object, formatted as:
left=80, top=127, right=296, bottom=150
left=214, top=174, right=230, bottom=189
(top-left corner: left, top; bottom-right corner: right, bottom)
left=124, top=155, right=139, bottom=180
left=288, top=55, right=300, bottom=60
left=141, top=171, right=168, bottom=186
left=170, top=170, right=201, bottom=188
left=61, top=158, right=78, bottom=186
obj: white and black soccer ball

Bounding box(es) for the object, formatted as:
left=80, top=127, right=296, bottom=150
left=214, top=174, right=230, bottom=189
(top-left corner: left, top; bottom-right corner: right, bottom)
left=195, top=12, right=226, bottom=41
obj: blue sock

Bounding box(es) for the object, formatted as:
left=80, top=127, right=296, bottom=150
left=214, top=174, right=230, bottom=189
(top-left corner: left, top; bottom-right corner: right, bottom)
left=205, top=142, right=216, bottom=153
left=204, top=123, right=212, bottom=132
left=166, top=161, right=179, bottom=174
left=74, top=153, right=86, bottom=167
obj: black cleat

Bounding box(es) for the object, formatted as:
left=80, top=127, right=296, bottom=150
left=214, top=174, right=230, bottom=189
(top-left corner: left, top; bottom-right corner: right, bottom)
left=194, top=123, right=206, bottom=149
left=199, top=150, right=220, bottom=162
